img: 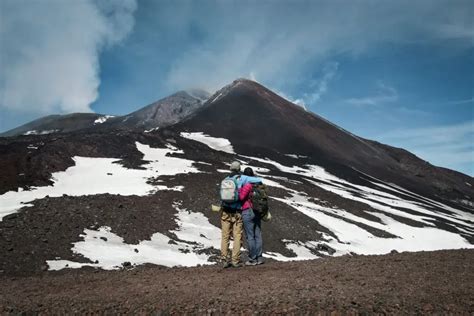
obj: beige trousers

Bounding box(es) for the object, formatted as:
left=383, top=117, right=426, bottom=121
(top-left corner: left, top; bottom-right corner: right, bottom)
left=220, top=211, right=243, bottom=264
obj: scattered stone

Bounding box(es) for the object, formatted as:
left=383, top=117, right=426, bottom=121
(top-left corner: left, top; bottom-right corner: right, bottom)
left=100, top=237, right=108, bottom=242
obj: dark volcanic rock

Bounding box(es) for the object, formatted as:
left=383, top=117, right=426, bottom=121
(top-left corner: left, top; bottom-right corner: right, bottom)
left=0, top=249, right=472, bottom=314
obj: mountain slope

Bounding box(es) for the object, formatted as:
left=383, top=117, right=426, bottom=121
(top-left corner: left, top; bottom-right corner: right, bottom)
left=176, top=79, right=473, bottom=207
left=0, top=113, right=109, bottom=137
left=110, top=90, right=210, bottom=130
left=0, top=90, right=210, bottom=137
left=0, top=79, right=472, bottom=276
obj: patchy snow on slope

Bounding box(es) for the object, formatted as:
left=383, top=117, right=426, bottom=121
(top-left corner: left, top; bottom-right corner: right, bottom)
left=47, top=226, right=212, bottom=270
left=144, top=127, right=160, bottom=133
left=273, top=192, right=473, bottom=256
left=241, top=154, right=473, bottom=230
left=265, top=240, right=320, bottom=262
left=47, top=203, right=221, bottom=270
left=238, top=153, right=474, bottom=255
left=0, top=142, right=200, bottom=220
left=94, top=115, right=114, bottom=124
left=180, top=132, right=235, bottom=154
left=23, top=130, right=58, bottom=135
left=171, top=202, right=221, bottom=249
left=285, top=154, right=308, bottom=159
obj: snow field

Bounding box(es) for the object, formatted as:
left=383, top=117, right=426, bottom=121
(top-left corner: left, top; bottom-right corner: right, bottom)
left=48, top=203, right=222, bottom=270
left=180, top=132, right=236, bottom=154
left=94, top=115, right=114, bottom=124
left=0, top=142, right=201, bottom=220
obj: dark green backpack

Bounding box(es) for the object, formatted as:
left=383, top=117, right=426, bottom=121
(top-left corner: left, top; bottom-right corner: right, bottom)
left=251, top=184, right=269, bottom=218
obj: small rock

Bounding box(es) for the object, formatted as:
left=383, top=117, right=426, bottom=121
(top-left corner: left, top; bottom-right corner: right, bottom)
left=122, top=261, right=132, bottom=267
left=100, top=237, right=108, bottom=242
left=118, top=204, right=124, bottom=208
left=134, top=248, right=139, bottom=253
left=62, top=194, right=68, bottom=197
left=390, top=249, right=399, bottom=254
left=8, top=247, right=14, bottom=252
left=423, top=304, right=434, bottom=312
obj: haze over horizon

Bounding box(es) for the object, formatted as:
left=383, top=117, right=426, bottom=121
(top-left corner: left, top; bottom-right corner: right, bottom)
left=0, top=0, right=473, bottom=175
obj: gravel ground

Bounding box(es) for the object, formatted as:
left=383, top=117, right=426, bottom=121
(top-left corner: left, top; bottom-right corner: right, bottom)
left=1, top=249, right=472, bottom=314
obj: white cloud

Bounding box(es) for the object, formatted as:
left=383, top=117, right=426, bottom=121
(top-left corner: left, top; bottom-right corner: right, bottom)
left=273, top=90, right=307, bottom=111
left=272, top=62, right=338, bottom=110
left=0, top=0, right=137, bottom=114
left=346, top=81, right=399, bottom=106
left=376, top=120, right=474, bottom=175
left=298, top=62, right=339, bottom=107
left=160, top=1, right=473, bottom=92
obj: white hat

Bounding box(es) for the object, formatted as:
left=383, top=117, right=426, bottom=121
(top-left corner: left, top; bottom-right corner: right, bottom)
left=230, top=161, right=241, bottom=171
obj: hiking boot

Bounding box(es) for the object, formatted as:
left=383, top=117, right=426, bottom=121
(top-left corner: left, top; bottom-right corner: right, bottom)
left=231, top=262, right=241, bottom=268
left=256, top=259, right=264, bottom=265
left=223, top=262, right=231, bottom=269
left=245, top=260, right=257, bottom=266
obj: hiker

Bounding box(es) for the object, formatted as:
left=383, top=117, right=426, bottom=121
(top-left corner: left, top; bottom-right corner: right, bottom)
left=220, top=161, right=262, bottom=268
left=240, top=167, right=265, bottom=265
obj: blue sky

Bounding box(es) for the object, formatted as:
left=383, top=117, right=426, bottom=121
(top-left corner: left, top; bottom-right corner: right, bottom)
left=1, top=0, right=473, bottom=175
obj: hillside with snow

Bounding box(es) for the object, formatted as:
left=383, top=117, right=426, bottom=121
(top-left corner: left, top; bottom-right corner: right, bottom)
left=0, top=79, right=472, bottom=276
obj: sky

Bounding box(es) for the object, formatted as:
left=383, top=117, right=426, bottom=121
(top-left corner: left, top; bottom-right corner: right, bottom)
left=0, top=0, right=473, bottom=175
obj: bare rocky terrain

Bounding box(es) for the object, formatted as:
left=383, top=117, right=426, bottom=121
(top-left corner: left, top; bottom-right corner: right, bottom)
left=1, top=249, right=473, bottom=314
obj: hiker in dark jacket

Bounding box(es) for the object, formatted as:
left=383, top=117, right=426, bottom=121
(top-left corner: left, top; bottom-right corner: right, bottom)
left=240, top=167, right=264, bottom=265
left=220, top=161, right=262, bottom=268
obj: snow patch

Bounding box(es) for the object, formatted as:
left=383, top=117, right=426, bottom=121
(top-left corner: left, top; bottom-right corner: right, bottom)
left=94, top=115, right=114, bottom=124
left=180, top=132, right=235, bottom=154
left=241, top=154, right=473, bottom=231
left=144, top=127, right=160, bottom=133
left=23, top=130, right=58, bottom=135
left=285, top=154, right=308, bottom=159
left=0, top=142, right=200, bottom=220
left=273, top=192, right=473, bottom=256
left=265, top=240, right=319, bottom=262
left=47, top=203, right=221, bottom=270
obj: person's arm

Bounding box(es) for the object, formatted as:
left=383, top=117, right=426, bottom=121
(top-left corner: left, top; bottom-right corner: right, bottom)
left=239, top=175, right=263, bottom=184
left=239, top=183, right=253, bottom=201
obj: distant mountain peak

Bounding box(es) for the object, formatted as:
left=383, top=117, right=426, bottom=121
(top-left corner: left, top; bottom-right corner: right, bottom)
left=185, top=89, right=210, bottom=102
